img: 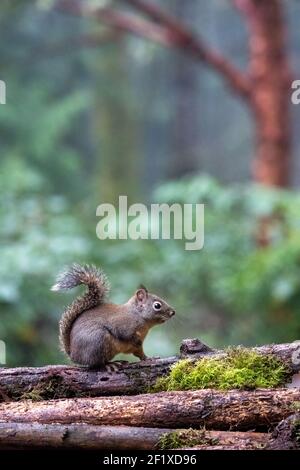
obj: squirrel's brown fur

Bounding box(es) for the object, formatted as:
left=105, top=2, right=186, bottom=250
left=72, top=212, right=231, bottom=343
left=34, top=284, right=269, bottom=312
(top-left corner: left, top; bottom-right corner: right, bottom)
left=52, top=264, right=110, bottom=356
left=52, top=264, right=175, bottom=367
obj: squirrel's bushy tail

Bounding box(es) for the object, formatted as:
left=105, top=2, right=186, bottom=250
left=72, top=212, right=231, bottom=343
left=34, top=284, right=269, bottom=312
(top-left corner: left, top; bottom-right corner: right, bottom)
left=52, top=264, right=110, bottom=356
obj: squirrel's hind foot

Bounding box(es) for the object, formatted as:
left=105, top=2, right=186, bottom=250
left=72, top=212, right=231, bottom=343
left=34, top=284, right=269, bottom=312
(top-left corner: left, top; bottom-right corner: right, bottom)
left=105, top=360, right=129, bottom=373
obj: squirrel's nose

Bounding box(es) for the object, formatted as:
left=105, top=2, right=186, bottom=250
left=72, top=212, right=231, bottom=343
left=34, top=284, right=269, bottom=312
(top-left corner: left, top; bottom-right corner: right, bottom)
left=169, top=310, right=175, bottom=317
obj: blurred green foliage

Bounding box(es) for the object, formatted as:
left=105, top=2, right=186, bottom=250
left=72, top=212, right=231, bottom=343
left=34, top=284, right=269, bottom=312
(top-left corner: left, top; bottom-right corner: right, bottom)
left=1, top=172, right=300, bottom=366
left=1, top=1, right=299, bottom=367
left=151, top=176, right=300, bottom=346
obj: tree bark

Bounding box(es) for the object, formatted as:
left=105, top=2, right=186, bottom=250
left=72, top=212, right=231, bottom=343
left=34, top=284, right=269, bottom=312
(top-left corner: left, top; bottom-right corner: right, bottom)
left=0, top=340, right=299, bottom=401
left=267, top=412, right=300, bottom=450
left=0, top=422, right=270, bottom=450
left=235, top=0, right=292, bottom=187
left=0, top=388, right=299, bottom=431
left=0, top=423, right=166, bottom=450
left=181, top=430, right=269, bottom=450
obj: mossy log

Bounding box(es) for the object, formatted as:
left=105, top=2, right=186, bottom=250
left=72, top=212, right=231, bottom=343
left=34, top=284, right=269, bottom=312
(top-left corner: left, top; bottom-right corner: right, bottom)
left=0, top=340, right=299, bottom=401
left=0, top=423, right=270, bottom=450
left=0, top=388, right=299, bottom=431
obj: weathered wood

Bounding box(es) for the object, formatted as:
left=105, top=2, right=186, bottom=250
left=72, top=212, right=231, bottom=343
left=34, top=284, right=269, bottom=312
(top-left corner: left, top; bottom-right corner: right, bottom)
left=0, top=340, right=299, bottom=401
left=184, top=431, right=269, bottom=450
left=0, top=423, right=166, bottom=450
left=183, top=430, right=270, bottom=450
left=0, top=423, right=270, bottom=450
left=0, top=388, right=299, bottom=431
left=184, top=444, right=261, bottom=450
left=266, top=413, right=300, bottom=450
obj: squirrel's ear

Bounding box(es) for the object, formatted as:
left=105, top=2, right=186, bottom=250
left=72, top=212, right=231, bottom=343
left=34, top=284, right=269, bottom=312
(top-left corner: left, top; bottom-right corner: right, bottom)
left=136, top=285, right=148, bottom=302
left=138, top=284, right=148, bottom=293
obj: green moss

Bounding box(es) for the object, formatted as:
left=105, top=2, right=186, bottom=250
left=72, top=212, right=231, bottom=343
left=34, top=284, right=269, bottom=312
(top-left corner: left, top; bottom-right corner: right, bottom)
left=20, top=388, right=45, bottom=401
left=152, top=348, right=289, bottom=392
left=158, top=429, right=218, bottom=450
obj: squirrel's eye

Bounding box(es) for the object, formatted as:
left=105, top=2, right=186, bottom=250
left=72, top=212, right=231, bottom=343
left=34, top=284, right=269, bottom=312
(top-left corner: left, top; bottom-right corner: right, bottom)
left=153, top=301, right=162, bottom=311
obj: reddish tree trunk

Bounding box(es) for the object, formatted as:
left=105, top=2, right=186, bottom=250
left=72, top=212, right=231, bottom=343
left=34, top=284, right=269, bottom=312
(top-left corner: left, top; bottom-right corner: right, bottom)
left=236, top=0, right=292, bottom=187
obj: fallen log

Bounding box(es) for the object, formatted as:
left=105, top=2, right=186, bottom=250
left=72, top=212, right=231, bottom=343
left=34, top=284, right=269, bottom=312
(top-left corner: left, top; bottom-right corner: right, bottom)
left=0, top=388, right=299, bottom=431
left=0, top=423, right=270, bottom=450
left=0, top=423, right=167, bottom=450
left=0, top=340, right=299, bottom=401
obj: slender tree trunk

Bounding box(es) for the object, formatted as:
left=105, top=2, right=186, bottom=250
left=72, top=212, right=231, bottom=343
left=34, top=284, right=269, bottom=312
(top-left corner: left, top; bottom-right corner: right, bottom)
left=236, top=0, right=292, bottom=187
left=94, top=41, right=140, bottom=203
left=168, top=0, right=200, bottom=178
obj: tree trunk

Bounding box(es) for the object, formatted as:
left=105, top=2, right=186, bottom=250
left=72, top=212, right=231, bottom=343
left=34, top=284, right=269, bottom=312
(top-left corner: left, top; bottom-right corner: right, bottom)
left=0, top=340, right=298, bottom=401
left=236, top=0, right=292, bottom=187
left=0, top=422, right=270, bottom=450
left=0, top=388, right=299, bottom=431
left=168, top=0, right=200, bottom=178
